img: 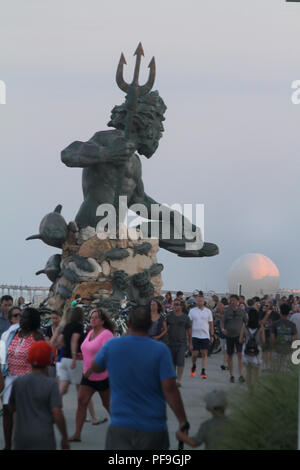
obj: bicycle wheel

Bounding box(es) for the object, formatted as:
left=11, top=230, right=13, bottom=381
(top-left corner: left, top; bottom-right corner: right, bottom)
left=210, top=336, right=221, bottom=355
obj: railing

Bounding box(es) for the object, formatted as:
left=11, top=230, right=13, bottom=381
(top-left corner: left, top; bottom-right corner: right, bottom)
left=0, top=284, right=50, bottom=304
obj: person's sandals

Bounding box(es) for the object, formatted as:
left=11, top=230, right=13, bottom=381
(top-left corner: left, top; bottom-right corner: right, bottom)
left=92, top=417, right=108, bottom=425
left=68, top=437, right=81, bottom=442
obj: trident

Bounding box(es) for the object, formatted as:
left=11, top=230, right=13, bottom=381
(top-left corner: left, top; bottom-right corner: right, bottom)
left=113, top=43, right=156, bottom=208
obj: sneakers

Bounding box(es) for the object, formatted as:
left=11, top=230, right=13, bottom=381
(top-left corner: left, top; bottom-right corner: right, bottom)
left=230, top=376, right=245, bottom=384
left=200, top=369, right=207, bottom=379
left=190, top=364, right=196, bottom=377
left=220, top=365, right=229, bottom=371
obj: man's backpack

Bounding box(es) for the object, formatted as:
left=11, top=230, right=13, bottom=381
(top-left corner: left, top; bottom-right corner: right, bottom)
left=244, top=328, right=259, bottom=357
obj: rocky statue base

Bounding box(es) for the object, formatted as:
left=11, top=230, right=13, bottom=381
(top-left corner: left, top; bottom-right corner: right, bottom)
left=42, top=222, right=163, bottom=324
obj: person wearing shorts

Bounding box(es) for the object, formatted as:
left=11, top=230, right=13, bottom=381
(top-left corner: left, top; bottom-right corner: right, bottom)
left=215, top=302, right=228, bottom=371
left=57, top=307, right=85, bottom=396
left=188, top=296, right=214, bottom=379
left=68, top=309, right=114, bottom=442
left=58, top=356, right=83, bottom=385
left=166, top=300, right=192, bottom=387
left=90, top=306, right=188, bottom=451
left=221, top=295, right=247, bottom=384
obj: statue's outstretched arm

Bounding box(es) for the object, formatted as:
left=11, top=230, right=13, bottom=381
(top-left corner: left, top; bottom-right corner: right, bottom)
left=61, top=133, right=136, bottom=168
left=61, top=138, right=110, bottom=168
left=130, top=180, right=218, bottom=257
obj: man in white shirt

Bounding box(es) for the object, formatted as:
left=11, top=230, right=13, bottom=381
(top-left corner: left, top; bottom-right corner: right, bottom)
left=188, top=295, right=214, bottom=379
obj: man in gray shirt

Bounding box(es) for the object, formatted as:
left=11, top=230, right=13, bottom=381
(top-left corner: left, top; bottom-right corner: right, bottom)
left=221, top=295, right=247, bottom=384
left=167, top=300, right=192, bottom=387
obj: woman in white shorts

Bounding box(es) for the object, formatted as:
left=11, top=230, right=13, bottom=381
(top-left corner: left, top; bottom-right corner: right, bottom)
left=57, top=307, right=85, bottom=395
left=57, top=306, right=99, bottom=423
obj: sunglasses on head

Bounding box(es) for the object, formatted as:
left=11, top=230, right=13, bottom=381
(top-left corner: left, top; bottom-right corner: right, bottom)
left=91, top=310, right=105, bottom=318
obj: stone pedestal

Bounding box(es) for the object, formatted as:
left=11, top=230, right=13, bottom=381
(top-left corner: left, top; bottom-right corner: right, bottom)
left=44, top=223, right=163, bottom=324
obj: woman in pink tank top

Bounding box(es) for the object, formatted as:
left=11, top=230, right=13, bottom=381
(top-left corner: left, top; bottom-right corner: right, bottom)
left=68, top=309, right=114, bottom=442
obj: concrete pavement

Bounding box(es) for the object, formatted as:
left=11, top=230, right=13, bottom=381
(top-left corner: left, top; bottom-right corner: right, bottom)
left=0, top=352, right=248, bottom=450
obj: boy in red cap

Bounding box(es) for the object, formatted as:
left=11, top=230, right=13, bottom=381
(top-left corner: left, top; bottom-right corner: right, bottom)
left=9, top=340, right=69, bottom=450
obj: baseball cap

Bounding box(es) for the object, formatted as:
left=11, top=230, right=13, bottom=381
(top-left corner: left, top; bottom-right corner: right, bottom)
left=192, top=289, right=200, bottom=296
left=204, top=389, right=228, bottom=411
left=28, top=341, right=56, bottom=367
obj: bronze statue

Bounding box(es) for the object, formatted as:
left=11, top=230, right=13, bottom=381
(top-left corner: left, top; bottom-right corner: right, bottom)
left=61, top=44, right=219, bottom=258
left=25, top=43, right=219, bottom=315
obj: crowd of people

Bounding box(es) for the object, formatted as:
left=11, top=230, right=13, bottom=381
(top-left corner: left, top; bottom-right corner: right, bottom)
left=0, top=289, right=298, bottom=450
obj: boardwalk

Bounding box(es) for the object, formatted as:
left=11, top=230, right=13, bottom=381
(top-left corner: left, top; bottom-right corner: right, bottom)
left=0, top=354, right=247, bottom=451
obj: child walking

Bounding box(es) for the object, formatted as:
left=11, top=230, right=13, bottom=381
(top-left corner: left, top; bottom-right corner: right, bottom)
left=176, top=389, right=229, bottom=450
left=9, top=340, right=69, bottom=450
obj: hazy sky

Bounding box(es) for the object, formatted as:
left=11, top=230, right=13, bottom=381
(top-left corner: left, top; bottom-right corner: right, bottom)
left=0, top=0, right=299, bottom=293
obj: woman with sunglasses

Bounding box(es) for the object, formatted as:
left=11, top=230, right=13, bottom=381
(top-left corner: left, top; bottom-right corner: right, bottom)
left=68, top=309, right=114, bottom=442
left=1, top=307, right=21, bottom=343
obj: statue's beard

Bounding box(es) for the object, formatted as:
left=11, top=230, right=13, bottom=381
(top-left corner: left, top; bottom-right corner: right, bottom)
left=137, top=136, right=160, bottom=158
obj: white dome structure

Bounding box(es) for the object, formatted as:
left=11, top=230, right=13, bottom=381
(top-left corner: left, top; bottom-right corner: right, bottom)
left=227, top=253, right=280, bottom=299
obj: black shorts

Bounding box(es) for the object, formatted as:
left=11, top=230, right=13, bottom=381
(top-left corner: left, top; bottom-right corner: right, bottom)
left=192, top=337, right=210, bottom=351
left=80, top=376, right=109, bottom=392
left=226, top=337, right=243, bottom=356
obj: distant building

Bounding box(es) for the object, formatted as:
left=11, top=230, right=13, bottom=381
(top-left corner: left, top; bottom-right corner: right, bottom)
left=227, top=253, right=280, bottom=299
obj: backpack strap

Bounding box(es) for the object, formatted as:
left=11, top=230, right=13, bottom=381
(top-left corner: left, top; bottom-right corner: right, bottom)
left=246, top=327, right=258, bottom=337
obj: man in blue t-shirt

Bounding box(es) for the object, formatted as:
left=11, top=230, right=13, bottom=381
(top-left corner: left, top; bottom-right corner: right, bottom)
left=89, top=305, right=189, bottom=450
